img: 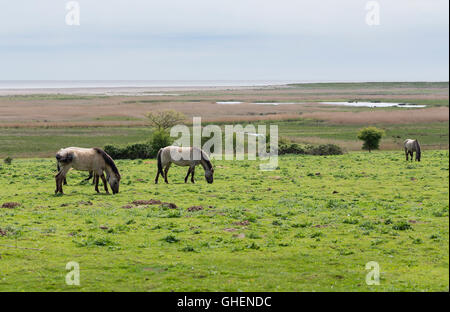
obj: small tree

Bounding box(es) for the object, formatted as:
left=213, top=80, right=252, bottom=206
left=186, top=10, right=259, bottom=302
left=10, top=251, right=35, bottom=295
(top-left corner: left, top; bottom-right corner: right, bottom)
left=146, top=110, right=186, bottom=131
left=4, top=156, right=13, bottom=165
left=357, top=127, right=385, bottom=152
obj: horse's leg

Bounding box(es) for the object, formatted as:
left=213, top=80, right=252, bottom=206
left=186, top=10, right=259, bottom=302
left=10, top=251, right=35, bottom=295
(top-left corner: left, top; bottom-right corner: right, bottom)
left=84, top=170, right=93, bottom=182
left=184, top=167, right=192, bottom=183
left=94, top=174, right=100, bottom=193
left=164, top=163, right=171, bottom=184
left=405, top=148, right=408, bottom=161
left=410, top=151, right=413, bottom=161
left=99, top=172, right=109, bottom=194
left=155, top=165, right=164, bottom=184
left=58, top=163, right=67, bottom=185
left=191, top=166, right=195, bottom=183
left=55, top=166, right=70, bottom=194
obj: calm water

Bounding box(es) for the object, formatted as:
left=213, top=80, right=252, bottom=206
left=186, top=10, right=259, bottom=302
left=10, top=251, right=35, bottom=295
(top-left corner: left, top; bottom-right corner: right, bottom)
left=0, top=80, right=300, bottom=89
left=319, top=101, right=426, bottom=108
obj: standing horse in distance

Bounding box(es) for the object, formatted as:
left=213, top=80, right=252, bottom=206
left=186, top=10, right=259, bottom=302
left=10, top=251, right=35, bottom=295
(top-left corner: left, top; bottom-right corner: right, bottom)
left=55, top=147, right=121, bottom=194
left=155, top=146, right=214, bottom=184
left=404, top=139, right=421, bottom=162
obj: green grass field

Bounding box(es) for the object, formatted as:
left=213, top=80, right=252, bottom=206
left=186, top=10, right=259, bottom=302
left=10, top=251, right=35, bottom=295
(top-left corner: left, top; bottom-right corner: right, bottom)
left=0, top=151, right=448, bottom=291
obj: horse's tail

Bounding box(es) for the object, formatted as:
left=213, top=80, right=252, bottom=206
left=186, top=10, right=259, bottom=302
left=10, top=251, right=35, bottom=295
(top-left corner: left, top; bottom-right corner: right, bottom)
left=157, top=148, right=163, bottom=174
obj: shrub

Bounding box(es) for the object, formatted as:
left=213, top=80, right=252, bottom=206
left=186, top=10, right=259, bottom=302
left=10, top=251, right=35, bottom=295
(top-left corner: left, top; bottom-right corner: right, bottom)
left=306, top=144, right=344, bottom=156
left=278, top=143, right=343, bottom=156
left=104, top=130, right=173, bottom=159
left=150, top=130, right=173, bottom=155
left=357, top=127, right=385, bottom=152
left=279, top=143, right=306, bottom=155
left=4, top=157, right=13, bottom=165
left=104, top=143, right=152, bottom=160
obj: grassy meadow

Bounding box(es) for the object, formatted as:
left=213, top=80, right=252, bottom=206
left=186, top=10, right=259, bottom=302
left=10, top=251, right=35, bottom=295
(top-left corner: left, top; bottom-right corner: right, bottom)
left=0, top=82, right=448, bottom=292
left=0, top=151, right=448, bottom=291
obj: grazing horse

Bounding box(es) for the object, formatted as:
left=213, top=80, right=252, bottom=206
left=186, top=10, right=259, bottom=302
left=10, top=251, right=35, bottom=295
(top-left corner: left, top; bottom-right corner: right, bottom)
left=155, top=146, right=214, bottom=184
left=55, top=147, right=121, bottom=194
left=404, top=139, right=421, bottom=162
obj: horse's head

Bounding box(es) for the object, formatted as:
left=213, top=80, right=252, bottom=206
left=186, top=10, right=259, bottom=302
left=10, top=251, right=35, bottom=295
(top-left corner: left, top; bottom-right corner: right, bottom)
left=205, top=168, right=214, bottom=184
left=107, top=172, right=121, bottom=194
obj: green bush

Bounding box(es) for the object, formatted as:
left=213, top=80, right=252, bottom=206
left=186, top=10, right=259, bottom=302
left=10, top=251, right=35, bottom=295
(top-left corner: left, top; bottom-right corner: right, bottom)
left=4, top=156, right=13, bottom=165
left=104, top=143, right=152, bottom=159
left=279, top=143, right=306, bottom=155
left=279, top=143, right=343, bottom=156
left=357, top=127, right=385, bottom=152
left=150, top=130, right=173, bottom=155
left=306, top=144, right=344, bottom=156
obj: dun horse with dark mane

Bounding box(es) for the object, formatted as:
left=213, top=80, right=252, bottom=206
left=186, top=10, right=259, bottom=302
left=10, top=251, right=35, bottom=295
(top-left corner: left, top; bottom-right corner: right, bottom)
left=55, top=147, right=121, bottom=194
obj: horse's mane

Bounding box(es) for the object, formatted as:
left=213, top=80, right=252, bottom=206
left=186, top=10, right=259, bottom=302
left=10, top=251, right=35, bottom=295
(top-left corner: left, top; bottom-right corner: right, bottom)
left=200, top=150, right=213, bottom=170
left=415, top=140, right=421, bottom=153
left=94, top=148, right=120, bottom=177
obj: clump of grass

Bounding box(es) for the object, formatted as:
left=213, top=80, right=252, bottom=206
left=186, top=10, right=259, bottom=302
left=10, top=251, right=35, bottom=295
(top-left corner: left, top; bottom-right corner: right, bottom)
left=392, top=221, right=412, bottom=231
left=343, top=218, right=359, bottom=224
left=162, top=235, right=179, bottom=243
left=310, top=232, right=323, bottom=238
left=74, top=235, right=117, bottom=247
left=247, top=242, right=260, bottom=250
left=181, top=246, right=196, bottom=252
left=360, top=221, right=377, bottom=231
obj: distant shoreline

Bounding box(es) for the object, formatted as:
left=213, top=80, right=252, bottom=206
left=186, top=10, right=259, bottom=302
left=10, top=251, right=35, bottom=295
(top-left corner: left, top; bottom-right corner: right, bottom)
left=0, top=80, right=447, bottom=96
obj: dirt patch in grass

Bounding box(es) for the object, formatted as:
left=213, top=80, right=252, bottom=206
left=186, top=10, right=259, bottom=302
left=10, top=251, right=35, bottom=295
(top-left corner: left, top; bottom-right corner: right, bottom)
left=1, top=202, right=20, bottom=209
left=161, top=202, right=178, bottom=209
left=187, top=206, right=203, bottom=212
left=132, top=199, right=161, bottom=206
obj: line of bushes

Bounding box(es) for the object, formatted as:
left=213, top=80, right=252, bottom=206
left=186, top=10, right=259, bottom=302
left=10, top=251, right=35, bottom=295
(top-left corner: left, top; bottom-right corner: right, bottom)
left=279, top=143, right=344, bottom=156
left=104, top=130, right=344, bottom=160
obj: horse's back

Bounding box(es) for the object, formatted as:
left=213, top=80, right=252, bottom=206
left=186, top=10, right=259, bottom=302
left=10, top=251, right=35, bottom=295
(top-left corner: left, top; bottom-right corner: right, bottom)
left=404, top=139, right=414, bottom=149
left=57, top=147, right=102, bottom=171
left=160, top=146, right=204, bottom=166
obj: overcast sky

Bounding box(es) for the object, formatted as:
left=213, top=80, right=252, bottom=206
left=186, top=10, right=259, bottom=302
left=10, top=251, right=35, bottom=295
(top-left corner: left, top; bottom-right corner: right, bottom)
left=0, top=0, right=448, bottom=81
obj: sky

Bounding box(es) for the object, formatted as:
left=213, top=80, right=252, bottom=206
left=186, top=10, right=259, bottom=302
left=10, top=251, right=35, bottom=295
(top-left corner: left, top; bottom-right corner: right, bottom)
left=0, top=0, right=448, bottom=81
